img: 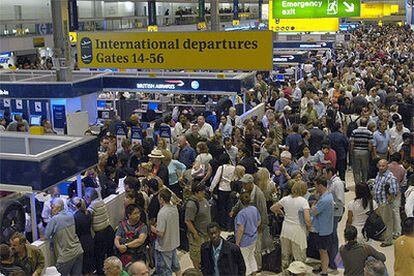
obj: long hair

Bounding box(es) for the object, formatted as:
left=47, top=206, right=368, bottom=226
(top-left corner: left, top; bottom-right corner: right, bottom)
left=355, top=182, right=372, bottom=209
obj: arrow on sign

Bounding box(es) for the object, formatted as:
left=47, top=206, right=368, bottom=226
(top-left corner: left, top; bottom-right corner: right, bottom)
left=281, top=55, right=295, bottom=60
left=344, top=2, right=355, bottom=13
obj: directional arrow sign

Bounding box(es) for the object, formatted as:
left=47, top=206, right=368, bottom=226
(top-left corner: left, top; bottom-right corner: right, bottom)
left=273, top=0, right=361, bottom=19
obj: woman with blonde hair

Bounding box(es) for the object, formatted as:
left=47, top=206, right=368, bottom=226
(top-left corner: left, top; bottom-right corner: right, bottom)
left=254, top=167, right=277, bottom=204
left=271, top=181, right=312, bottom=270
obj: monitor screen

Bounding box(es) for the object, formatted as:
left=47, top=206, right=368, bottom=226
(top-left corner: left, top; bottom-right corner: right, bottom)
left=30, top=115, right=42, bottom=126
left=148, top=102, right=159, bottom=111
left=11, top=112, right=23, bottom=121
left=97, top=100, right=106, bottom=108
left=0, top=110, right=3, bottom=119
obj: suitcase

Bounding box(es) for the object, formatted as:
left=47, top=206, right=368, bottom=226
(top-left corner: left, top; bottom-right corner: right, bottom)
left=261, top=239, right=282, bottom=273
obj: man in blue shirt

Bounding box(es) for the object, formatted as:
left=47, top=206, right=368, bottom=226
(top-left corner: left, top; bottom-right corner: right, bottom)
left=285, top=124, right=303, bottom=160
left=235, top=192, right=261, bottom=276
left=373, top=121, right=390, bottom=160
left=174, top=135, right=196, bottom=169
left=311, top=178, right=334, bottom=276
left=274, top=92, right=289, bottom=113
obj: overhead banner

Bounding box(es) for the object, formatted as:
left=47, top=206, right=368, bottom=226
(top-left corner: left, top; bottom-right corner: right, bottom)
left=268, top=1, right=339, bottom=32
left=77, top=31, right=273, bottom=70
left=273, top=0, right=360, bottom=19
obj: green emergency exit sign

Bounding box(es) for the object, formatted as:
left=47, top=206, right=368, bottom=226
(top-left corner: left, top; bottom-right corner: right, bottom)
left=273, top=0, right=361, bottom=19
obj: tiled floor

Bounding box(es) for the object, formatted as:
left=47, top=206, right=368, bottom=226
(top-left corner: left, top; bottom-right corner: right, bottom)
left=178, top=171, right=396, bottom=275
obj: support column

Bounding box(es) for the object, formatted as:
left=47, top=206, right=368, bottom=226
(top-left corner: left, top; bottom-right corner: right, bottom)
left=258, top=0, right=263, bottom=22
left=147, top=0, right=158, bottom=31
left=210, top=0, right=220, bottom=31
left=51, top=0, right=72, bottom=81
left=197, top=0, right=207, bottom=30
left=233, top=0, right=239, bottom=26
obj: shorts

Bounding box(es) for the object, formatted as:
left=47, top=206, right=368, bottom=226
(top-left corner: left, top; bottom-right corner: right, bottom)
left=155, top=249, right=180, bottom=276
left=188, top=233, right=205, bottom=264
left=316, top=234, right=332, bottom=251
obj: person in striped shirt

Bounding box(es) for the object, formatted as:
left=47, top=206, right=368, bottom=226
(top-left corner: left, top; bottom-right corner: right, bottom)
left=350, top=118, right=376, bottom=185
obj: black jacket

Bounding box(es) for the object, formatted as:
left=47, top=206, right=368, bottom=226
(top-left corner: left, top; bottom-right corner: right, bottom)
left=200, top=239, right=246, bottom=276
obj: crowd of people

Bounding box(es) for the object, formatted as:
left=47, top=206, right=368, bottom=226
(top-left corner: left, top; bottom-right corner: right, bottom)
left=1, top=24, right=414, bottom=276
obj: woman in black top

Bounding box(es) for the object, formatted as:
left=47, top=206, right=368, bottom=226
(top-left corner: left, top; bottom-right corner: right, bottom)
left=68, top=197, right=95, bottom=275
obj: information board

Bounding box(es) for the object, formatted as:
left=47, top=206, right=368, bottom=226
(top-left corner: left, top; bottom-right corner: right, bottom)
left=77, top=31, right=273, bottom=70
left=273, top=0, right=360, bottom=19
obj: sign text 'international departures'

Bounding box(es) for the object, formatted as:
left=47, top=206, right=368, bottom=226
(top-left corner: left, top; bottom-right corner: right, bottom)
left=273, top=0, right=361, bottom=19
left=77, top=31, right=273, bottom=70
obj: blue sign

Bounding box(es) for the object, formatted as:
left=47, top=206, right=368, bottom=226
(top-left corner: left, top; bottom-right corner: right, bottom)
left=159, top=126, right=171, bottom=139
left=131, top=126, right=143, bottom=144
left=52, top=105, right=66, bottom=129
left=35, top=23, right=53, bottom=35
left=274, top=42, right=334, bottom=49
left=103, top=77, right=242, bottom=93
left=273, top=54, right=305, bottom=64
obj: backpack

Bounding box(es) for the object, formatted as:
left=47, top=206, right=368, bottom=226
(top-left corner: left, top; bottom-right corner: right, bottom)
left=178, top=198, right=200, bottom=252
left=347, top=116, right=361, bottom=137
left=362, top=200, right=386, bottom=241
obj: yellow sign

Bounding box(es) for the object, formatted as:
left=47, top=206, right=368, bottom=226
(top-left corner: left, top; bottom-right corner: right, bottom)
left=268, top=1, right=338, bottom=32
left=147, top=25, right=158, bottom=32
left=197, top=22, right=207, bottom=30
left=358, top=3, right=400, bottom=19
left=33, top=37, right=45, bottom=48
left=232, top=20, right=240, bottom=26
left=69, top=32, right=77, bottom=44
left=77, top=31, right=273, bottom=70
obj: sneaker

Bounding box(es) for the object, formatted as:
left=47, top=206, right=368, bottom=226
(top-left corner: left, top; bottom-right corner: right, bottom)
left=312, top=267, right=322, bottom=274
left=380, top=242, right=393, bottom=247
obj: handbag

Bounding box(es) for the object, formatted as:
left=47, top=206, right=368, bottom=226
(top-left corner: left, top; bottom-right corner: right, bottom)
left=261, top=239, right=282, bottom=273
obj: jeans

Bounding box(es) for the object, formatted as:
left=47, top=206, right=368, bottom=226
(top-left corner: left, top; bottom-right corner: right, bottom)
left=328, top=216, right=340, bottom=270
left=56, top=254, right=83, bottom=276
left=155, top=249, right=180, bottom=276
left=217, top=190, right=232, bottom=230
left=94, top=226, right=115, bottom=274
left=352, top=150, right=370, bottom=185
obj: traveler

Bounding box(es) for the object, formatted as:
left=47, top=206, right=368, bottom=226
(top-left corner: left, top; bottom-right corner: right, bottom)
left=346, top=183, right=378, bottom=242
left=197, top=116, right=214, bottom=139
left=67, top=197, right=95, bottom=275
left=151, top=189, right=181, bottom=275
left=0, top=244, right=25, bottom=275
left=373, top=159, right=399, bottom=247
left=394, top=217, right=414, bottom=276
left=209, top=153, right=235, bottom=231
left=311, top=177, right=334, bottom=276
left=325, top=167, right=345, bottom=272
left=389, top=119, right=410, bottom=154
left=162, top=149, right=187, bottom=198
left=9, top=232, right=44, bottom=276
left=238, top=147, right=258, bottom=175
left=174, top=136, right=196, bottom=169
left=328, top=122, right=349, bottom=181
left=227, top=107, right=243, bottom=129
left=115, top=204, right=148, bottom=266
left=184, top=182, right=211, bottom=269
left=274, top=151, right=299, bottom=196
left=373, top=121, right=390, bottom=160
left=235, top=192, right=261, bottom=275
left=223, top=137, right=238, bottom=166
left=271, top=181, right=311, bottom=270
left=309, top=120, right=326, bottom=155
left=405, top=174, right=414, bottom=217
left=84, top=187, right=115, bottom=275
left=388, top=152, right=406, bottom=237
left=44, top=198, right=84, bottom=275
left=200, top=222, right=246, bottom=276
left=103, top=256, right=128, bottom=276
left=340, top=226, right=386, bottom=276
left=350, top=118, right=375, bottom=185
left=148, top=149, right=170, bottom=186
left=128, top=261, right=150, bottom=276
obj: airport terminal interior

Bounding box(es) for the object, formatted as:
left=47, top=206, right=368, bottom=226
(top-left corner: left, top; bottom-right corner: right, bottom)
left=0, top=0, right=414, bottom=275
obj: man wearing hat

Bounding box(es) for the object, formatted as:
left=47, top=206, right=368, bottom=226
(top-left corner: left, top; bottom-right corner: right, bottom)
left=184, top=182, right=211, bottom=269
left=148, top=149, right=169, bottom=186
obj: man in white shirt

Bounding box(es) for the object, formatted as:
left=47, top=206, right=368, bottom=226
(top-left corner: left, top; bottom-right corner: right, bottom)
left=227, top=107, right=243, bottom=129
left=197, top=116, right=214, bottom=139
left=389, top=119, right=410, bottom=154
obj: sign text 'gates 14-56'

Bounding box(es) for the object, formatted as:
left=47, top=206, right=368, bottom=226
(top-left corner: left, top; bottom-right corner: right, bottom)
left=77, top=31, right=273, bottom=71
